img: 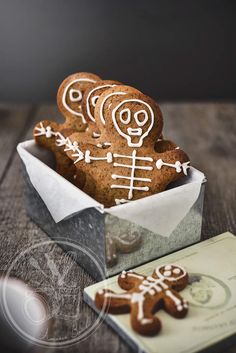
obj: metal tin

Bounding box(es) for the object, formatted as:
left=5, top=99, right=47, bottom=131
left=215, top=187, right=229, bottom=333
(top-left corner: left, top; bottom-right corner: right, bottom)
left=21, top=161, right=206, bottom=281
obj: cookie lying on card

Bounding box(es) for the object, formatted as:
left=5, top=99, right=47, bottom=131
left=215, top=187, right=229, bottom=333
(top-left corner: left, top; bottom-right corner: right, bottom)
left=95, top=264, right=189, bottom=336
left=66, top=92, right=190, bottom=207
left=34, top=72, right=101, bottom=185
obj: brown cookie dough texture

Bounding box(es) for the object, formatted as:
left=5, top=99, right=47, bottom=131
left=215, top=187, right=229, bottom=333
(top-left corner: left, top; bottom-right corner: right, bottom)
left=34, top=72, right=101, bottom=186
left=81, top=80, right=122, bottom=137
left=70, top=84, right=142, bottom=148
left=95, top=264, right=189, bottom=336
left=57, top=72, right=101, bottom=129
left=66, top=91, right=190, bottom=207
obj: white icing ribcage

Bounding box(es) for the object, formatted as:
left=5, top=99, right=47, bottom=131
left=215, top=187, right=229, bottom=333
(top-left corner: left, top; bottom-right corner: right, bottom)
left=111, top=150, right=153, bottom=200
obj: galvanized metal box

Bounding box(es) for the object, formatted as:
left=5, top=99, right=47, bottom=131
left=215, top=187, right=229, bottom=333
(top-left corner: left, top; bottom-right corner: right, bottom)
left=17, top=140, right=206, bottom=280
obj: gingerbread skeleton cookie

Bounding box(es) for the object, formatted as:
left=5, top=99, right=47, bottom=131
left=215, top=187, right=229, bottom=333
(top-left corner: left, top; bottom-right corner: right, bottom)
left=66, top=92, right=190, bottom=206
left=34, top=72, right=101, bottom=185
left=95, top=264, right=189, bottom=336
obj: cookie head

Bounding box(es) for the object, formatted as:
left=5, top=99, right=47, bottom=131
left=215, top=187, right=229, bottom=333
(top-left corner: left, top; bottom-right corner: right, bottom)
left=57, top=72, right=101, bottom=122
left=81, top=80, right=121, bottom=124
left=94, top=84, right=141, bottom=133
left=155, top=264, right=188, bottom=289
left=105, top=93, right=163, bottom=148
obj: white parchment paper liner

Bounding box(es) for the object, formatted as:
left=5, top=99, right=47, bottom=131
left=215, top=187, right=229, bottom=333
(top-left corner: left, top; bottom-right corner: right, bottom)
left=17, top=140, right=206, bottom=237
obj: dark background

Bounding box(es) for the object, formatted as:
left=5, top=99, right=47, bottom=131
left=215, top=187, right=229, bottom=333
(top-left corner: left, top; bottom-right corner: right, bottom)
left=0, top=0, right=235, bottom=102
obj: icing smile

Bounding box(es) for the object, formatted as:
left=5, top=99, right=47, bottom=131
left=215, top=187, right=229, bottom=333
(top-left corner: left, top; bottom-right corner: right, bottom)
left=127, top=127, right=142, bottom=136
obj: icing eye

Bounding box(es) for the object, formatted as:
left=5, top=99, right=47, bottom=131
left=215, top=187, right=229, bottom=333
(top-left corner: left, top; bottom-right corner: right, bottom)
left=165, top=265, right=172, bottom=270
left=69, top=88, right=82, bottom=102
left=173, top=268, right=181, bottom=275
left=163, top=270, right=171, bottom=277
left=91, top=95, right=100, bottom=107
left=134, top=110, right=148, bottom=126
left=119, top=108, right=131, bottom=124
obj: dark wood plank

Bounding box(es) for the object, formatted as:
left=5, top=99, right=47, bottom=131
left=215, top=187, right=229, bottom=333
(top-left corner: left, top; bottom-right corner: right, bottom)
left=0, top=103, right=34, bottom=183
left=0, top=103, right=235, bottom=353
left=0, top=105, right=131, bottom=353
left=161, top=102, right=236, bottom=238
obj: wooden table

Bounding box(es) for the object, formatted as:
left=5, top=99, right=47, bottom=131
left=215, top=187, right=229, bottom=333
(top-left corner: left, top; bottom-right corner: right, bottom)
left=0, top=103, right=235, bottom=353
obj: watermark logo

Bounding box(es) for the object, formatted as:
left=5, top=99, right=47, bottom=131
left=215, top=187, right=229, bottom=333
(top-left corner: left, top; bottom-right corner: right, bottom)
left=1, top=239, right=109, bottom=348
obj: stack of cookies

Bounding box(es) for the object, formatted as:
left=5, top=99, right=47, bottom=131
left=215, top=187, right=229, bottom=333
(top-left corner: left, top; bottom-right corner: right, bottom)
left=34, top=72, right=190, bottom=207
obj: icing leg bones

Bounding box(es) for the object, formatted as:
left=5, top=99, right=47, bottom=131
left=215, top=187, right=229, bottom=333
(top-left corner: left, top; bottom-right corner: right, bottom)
left=95, top=264, right=189, bottom=336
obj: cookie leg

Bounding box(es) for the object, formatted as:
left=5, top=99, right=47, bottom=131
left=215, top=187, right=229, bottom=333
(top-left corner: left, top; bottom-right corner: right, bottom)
left=130, top=299, right=161, bottom=336
left=163, top=289, right=188, bottom=318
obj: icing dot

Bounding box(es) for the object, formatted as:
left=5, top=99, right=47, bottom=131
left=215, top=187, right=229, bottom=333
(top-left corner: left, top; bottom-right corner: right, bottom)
left=149, top=289, right=155, bottom=295
left=177, top=305, right=183, bottom=311
left=173, top=268, right=181, bottom=275
left=184, top=303, right=188, bottom=309
left=164, top=265, right=172, bottom=270
left=98, top=289, right=104, bottom=295
left=163, top=270, right=171, bottom=277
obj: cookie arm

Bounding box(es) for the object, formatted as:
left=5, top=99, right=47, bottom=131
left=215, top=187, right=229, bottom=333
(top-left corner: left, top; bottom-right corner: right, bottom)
left=155, top=149, right=190, bottom=177
left=65, top=137, right=113, bottom=166
left=34, top=120, right=61, bottom=151
left=118, top=271, right=145, bottom=290
left=95, top=289, right=131, bottom=314
left=155, top=139, right=177, bottom=153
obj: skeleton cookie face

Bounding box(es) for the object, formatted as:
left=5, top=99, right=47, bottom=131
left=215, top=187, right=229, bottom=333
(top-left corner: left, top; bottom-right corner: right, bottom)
left=155, top=264, right=187, bottom=283
left=107, top=93, right=163, bottom=148
left=57, top=72, right=101, bottom=123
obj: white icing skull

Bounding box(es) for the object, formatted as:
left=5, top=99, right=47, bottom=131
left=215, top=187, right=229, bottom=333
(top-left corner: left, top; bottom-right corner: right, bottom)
left=155, top=264, right=186, bottom=282
left=111, top=99, right=154, bottom=147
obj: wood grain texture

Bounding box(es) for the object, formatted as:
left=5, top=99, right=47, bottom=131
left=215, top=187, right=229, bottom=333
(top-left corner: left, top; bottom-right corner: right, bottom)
left=0, top=103, right=235, bottom=353
left=0, top=104, right=34, bottom=183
